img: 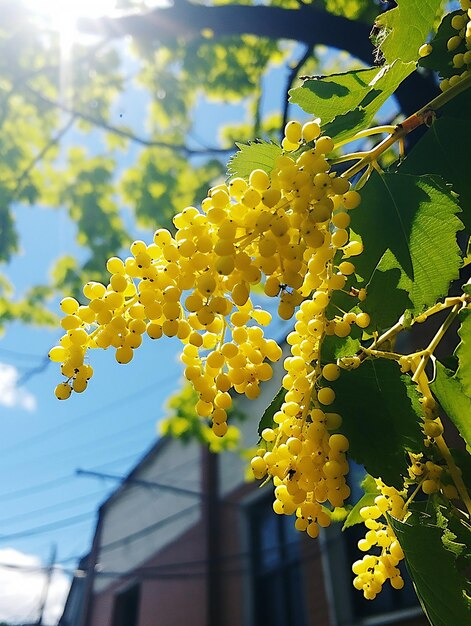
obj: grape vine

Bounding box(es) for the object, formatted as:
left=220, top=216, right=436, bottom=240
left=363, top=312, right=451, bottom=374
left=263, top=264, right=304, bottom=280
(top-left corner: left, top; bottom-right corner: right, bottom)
left=49, top=2, right=471, bottom=622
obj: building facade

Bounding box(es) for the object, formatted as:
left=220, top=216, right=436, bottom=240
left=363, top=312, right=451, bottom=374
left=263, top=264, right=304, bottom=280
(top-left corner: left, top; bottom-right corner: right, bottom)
left=67, top=382, right=428, bottom=626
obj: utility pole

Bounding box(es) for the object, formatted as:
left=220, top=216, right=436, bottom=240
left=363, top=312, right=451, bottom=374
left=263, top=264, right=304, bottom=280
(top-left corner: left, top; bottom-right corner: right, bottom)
left=202, top=447, right=222, bottom=626
left=36, top=543, right=57, bottom=626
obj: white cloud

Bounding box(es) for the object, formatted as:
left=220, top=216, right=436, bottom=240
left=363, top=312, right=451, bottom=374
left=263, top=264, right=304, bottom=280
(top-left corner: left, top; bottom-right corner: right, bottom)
left=0, top=363, right=37, bottom=411
left=0, top=548, right=70, bottom=625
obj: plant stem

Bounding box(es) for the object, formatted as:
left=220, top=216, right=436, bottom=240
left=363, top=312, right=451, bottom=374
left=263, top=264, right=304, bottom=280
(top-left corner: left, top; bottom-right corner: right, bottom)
left=358, top=318, right=404, bottom=363
left=334, top=125, right=396, bottom=150
left=411, top=303, right=462, bottom=384
left=339, top=73, right=471, bottom=180
left=360, top=347, right=402, bottom=360
left=435, top=435, right=471, bottom=518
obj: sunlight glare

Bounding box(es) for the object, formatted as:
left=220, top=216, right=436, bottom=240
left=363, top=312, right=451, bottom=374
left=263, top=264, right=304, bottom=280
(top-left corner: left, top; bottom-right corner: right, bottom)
left=26, top=0, right=117, bottom=106
left=28, top=0, right=117, bottom=29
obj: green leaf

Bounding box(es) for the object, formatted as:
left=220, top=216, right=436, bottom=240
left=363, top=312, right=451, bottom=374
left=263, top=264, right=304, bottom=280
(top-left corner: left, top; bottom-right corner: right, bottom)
left=375, top=0, right=443, bottom=64
left=227, top=140, right=282, bottom=179
left=351, top=172, right=463, bottom=313
left=322, top=335, right=361, bottom=365
left=389, top=501, right=471, bottom=626
left=321, top=109, right=367, bottom=143
left=440, top=85, right=471, bottom=121
left=258, top=387, right=286, bottom=437
left=291, top=61, right=415, bottom=143
left=451, top=449, right=471, bottom=494
left=343, top=474, right=379, bottom=530
left=289, top=68, right=378, bottom=123
left=362, top=253, right=412, bottom=332
left=400, top=117, right=471, bottom=230
left=331, top=360, right=424, bottom=488
left=456, top=307, right=471, bottom=398
left=419, top=10, right=463, bottom=79
left=431, top=363, right=471, bottom=451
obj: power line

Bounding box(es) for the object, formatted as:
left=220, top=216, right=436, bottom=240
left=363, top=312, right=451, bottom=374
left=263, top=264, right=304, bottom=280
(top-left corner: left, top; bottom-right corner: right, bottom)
left=0, top=371, right=179, bottom=458
left=77, top=467, right=240, bottom=516
left=8, top=420, right=159, bottom=473
left=0, top=347, right=45, bottom=361
left=84, top=531, right=339, bottom=582
left=0, top=455, right=200, bottom=542
left=0, top=489, right=106, bottom=527
left=0, top=448, right=150, bottom=502
left=0, top=511, right=95, bottom=542
left=76, top=469, right=235, bottom=505
left=0, top=533, right=329, bottom=579
left=100, top=503, right=200, bottom=553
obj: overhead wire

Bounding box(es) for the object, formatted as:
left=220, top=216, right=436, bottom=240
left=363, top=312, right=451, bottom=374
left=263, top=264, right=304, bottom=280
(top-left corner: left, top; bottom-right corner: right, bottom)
left=0, top=527, right=342, bottom=584
left=9, top=420, right=160, bottom=472
left=0, top=347, right=45, bottom=362
left=0, top=449, right=148, bottom=502
left=0, top=489, right=107, bottom=527
left=0, top=511, right=96, bottom=542
left=1, top=453, right=200, bottom=530
left=0, top=454, right=200, bottom=541
left=0, top=370, right=180, bottom=459
left=0, top=447, right=157, bottom=524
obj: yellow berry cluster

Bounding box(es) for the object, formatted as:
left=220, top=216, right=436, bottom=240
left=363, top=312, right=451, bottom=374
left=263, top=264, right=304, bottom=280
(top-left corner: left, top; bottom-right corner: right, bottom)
left=353, top=481, right=406, bottom=599
left=51, top=118, right=367, bottom=439
left=51, top=117, right=373, bottom=562
left=246, top=119, right=371, bottom=539
left=419, top=2, right=471, bottom=91
left=407, top=453, right=453, bottom=496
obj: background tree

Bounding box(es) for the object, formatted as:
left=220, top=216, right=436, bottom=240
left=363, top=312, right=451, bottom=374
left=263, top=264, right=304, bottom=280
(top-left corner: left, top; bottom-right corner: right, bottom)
left=0, top=0, right=439, bottom=332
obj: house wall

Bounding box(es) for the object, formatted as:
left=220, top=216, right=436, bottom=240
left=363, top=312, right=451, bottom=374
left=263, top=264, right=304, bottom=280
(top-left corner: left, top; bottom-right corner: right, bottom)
left=89, top=477, right=333, bottom=626
left=93, top=438, right=202, bottom=596
left=91, top=521, right=208, bottom=626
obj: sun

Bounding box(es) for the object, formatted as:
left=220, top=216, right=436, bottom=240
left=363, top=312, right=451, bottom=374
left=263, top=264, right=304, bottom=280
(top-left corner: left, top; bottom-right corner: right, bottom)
left=25, top=0, right=118, bottom=31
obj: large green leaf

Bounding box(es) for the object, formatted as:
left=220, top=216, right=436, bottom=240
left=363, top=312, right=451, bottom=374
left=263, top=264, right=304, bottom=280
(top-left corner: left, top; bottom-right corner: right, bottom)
left=331, top=360, right=424, bottom=488
left=362, top=252, right=412, bottom=332
left=456, top=306, right=471, bottom=398
left=431, top=363, right=471, bottom=451
left=227, top=140, right=282, bottom=179
left=375, top=0, right=443, bottom=64
left=322, top=335, right=361, bottom=366
left=390, top=500, right=471, bottom=626
left=290, top=61, right=414, bottom=144
left=289, top=68, right=378, bottom=123
left=350, top=172, right=463, bottom=313
left=400, top=117, right=471, bottom=230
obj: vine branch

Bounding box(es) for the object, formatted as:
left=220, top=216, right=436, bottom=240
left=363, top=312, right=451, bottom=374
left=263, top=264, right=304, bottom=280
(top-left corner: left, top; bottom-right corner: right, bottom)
left=340, top=73, right=471, bottom=180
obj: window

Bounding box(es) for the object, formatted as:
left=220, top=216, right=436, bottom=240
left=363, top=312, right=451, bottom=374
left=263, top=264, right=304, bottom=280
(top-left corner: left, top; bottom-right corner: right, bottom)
left=111, top=583, right=141, bottom=626
left=248, top=495, right=308, bottom=626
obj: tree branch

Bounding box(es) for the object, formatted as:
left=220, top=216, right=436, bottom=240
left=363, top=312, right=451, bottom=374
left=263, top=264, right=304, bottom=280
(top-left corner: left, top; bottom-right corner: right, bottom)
left=79, top=2, right=439, bottom=119
left=11, top=116, right=76, bottom=197
left=24, top=87, right=233, bottom=157
left=79, top=2, right=375, bottom=66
